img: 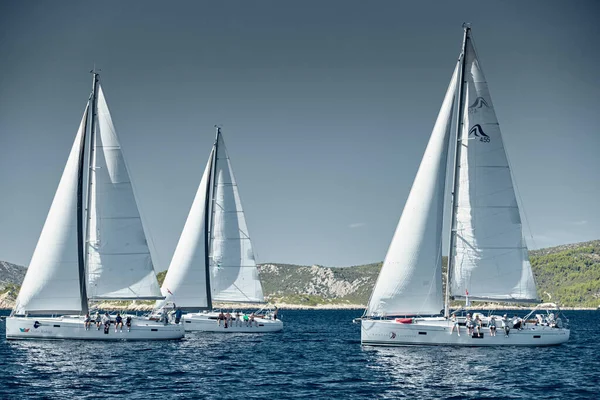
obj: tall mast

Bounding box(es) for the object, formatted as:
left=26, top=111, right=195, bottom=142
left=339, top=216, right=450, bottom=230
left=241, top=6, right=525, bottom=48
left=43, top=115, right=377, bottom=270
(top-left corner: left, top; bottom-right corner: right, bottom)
left=203, top=126, right=220, bottom=310
left=82, top=71, right=100, bottom=309
left=76, top=102, right=90, bottom=315
left=444, top=24, right=470, bottom=318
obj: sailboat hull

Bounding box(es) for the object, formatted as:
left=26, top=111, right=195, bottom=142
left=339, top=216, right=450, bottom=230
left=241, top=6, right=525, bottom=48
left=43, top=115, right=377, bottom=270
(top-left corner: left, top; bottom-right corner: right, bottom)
left=6, top=315, right=185, bottom=341
left=361, top=318, right=570, bottom=347
left=182, top=312, right=283, bottom=333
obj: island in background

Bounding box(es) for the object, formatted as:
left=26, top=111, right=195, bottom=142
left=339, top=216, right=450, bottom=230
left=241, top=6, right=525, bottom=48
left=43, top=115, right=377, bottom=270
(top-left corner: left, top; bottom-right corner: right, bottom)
left=1, top=239, right=599, bottom=311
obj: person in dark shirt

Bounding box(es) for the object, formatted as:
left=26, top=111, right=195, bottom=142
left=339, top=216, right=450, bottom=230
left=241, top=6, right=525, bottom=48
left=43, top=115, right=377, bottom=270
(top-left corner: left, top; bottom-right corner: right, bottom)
left=115, top=313, right=123, bottom=332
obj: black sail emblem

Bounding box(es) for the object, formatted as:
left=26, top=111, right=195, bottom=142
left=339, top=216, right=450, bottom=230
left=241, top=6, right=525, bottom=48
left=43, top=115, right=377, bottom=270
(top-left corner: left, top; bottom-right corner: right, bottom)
left=468, top=97, right=489, bottom=110
left=468, top=124, right=490, bottom=142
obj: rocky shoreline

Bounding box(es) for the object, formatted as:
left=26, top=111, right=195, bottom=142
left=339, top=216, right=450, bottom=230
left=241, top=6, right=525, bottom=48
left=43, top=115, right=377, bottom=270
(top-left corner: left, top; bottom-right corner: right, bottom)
left=0, top=295, right=596, bottom=312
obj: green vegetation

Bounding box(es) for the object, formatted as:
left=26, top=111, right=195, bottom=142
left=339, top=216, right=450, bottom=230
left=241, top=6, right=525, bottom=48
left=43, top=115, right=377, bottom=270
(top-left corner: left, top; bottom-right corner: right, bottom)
left=3, top=240, right=599, bottom=309
left=258, top=240, right=600, bottom=308
left=156, top=270, right=166, bottom=286
left=530, top=240, right=600, bottom=307
left=1, top=283, right=20, bottom=296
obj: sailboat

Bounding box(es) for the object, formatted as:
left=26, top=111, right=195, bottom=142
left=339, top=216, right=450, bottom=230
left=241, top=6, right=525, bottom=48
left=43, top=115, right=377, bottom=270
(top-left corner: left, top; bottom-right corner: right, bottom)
left=359, top=25, right=569, bottom=346
left=6, top=73, right=185, bottom=340
left=154, top=127, right=282, bottom=333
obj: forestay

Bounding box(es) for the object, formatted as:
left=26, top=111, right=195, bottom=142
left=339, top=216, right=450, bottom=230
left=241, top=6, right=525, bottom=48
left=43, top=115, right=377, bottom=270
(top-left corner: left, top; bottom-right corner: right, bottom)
left=155, top=149, right=215, bottom=310
left=365, top=63, right=459, bottom=317
left=209, top=133, right=264, bottom=303
left=449, top=40, right=537, bottom=302
left=14, top=106, right=89, bottom=314
left=86, top=86, right=163, bottom=300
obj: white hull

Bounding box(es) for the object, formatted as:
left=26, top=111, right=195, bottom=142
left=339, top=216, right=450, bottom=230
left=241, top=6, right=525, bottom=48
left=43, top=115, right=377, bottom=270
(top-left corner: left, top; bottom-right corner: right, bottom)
left=361, top=318, right=570, bottom=347
left=182, top=312, right=283, bottom=333
left=6, top=315, right=185, bottom=341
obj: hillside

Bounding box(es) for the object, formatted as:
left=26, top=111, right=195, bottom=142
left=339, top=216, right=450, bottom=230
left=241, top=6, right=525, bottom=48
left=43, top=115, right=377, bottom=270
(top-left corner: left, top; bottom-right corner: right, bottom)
left=0, top=261, right=26, bottom=290
left=529, top=240, right=600, bottom=307
left=3, top=239, right=600, bottom=309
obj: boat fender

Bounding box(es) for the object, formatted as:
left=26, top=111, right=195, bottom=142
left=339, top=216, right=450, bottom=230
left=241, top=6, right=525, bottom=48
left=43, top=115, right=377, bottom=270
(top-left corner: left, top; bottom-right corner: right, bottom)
left=395, top=318, right=413, bottom=324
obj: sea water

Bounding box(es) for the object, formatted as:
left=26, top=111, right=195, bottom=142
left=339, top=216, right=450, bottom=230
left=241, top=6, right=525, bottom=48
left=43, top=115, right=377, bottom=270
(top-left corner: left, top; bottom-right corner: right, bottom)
left=0, top=309, right=598, bottom=399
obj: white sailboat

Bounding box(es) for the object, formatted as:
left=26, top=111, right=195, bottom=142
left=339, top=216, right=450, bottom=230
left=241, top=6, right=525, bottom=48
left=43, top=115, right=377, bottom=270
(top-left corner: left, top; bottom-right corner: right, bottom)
left=6, top=73, right=185, bottom=340
left=154, top=127, right=282, bottom=333
left=359, top=25, right=570, bottom=347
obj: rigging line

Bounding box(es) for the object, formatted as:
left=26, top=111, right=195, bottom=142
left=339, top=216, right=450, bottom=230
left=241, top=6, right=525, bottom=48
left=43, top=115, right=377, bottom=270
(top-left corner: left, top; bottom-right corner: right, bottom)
left=229, top=282, right=257, bottom=303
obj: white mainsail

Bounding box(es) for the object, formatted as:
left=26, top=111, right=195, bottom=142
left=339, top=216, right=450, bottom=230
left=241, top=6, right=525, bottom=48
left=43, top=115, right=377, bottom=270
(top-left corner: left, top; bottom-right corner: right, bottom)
left=449, top=40, right=538, bottom=302
left=156, top=149, right=215, bottom=310
left=86, top=86, right=163, bottom=300
left=210, top=133, right=264, bottom=303
left=14, top=106, right=89, bottom=315
left=365, top=63, right=459, bottom=316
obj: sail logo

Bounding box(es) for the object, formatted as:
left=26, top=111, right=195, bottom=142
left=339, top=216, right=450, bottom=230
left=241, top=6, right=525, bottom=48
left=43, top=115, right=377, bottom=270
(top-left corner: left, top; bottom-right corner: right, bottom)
left=390, top=332, right=396, bottom=339
left=468, top=97, right=489, bottom=114
left=19, top=328, right=30, bottom=333
left=33, top=321, right=41, bottom=329
left=468, top=124, right=490, bottom=143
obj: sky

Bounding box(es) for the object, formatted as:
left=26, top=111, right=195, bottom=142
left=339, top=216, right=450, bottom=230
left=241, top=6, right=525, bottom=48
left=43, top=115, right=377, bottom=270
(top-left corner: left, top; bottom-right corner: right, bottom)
left=0, top=1, right=598, bottom=269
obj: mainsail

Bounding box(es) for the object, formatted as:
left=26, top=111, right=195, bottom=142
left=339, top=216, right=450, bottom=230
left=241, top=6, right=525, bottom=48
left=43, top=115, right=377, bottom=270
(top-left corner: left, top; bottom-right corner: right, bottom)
left=365, top=63, right=459, bottom=316
left=209, top=132, right=264, bottom=303
left=156, top=149, right=215, bottom=310
left=14, top=106, right=89, bottom=315
left=86, top=86, right=163, bottom=300
left=449, top=39, right=538, bottom=302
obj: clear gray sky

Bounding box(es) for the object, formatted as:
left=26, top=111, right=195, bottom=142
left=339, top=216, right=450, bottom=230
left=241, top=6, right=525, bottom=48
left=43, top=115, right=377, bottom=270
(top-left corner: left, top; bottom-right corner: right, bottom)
left=1, top=1, right=598, bottom=269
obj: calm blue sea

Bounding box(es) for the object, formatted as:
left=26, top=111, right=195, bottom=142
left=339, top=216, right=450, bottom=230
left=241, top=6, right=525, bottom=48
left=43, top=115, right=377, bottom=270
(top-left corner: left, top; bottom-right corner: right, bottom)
left=0, top=309, right=598, bottom=399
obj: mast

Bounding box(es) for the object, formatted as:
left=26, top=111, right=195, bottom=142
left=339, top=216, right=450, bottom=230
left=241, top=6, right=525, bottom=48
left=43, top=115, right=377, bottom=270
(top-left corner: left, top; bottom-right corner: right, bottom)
left=83, top=71, right=100, bottom=310
left=76, top=105, right=90, bottom=315
left=444, top=24, right=470, bottom=318
left=203, top=126, right=220, bottom=310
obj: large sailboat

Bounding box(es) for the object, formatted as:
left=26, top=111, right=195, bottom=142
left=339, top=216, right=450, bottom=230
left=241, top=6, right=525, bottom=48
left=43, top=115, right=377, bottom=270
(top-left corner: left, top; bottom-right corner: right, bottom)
left=154, top=127, right=282, bottom=333
left=359, top=25, right=569, bottom=346
left=6, top=73, right=185, bottom=340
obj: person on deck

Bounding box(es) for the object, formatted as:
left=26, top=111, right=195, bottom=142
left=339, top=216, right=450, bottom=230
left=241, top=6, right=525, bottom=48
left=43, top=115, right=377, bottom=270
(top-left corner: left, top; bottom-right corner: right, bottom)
left=249, top=313, right=256, bottom=327
left=95, top=312, right=102, bottom=330
left=552, top=315, right=563, bottom=329
left=84, top=313, right=91, bottom=331
left=475, top=315, right=483, bottom=335
left=115, top=313, right=123, bottom=332
left=489, top=316, right=497, bottom=336
left=512, top=315, right=522, bottom=330
left=102, top=312, right=111, bottom=334
left=465, top=313, right=474, bottom=335
left=273, top=306, right=279, bottom=321
left=450, top=313, right=460, bottom=336
left=225, top=312, right=232, bottom=328
left=218, top=311, right=225, bottom=326
left=235, top=311, right=241, bottom=327
left=174, top=308, right=183, bottom=324
left=501, top=314, right=510, bottom=337
left=126, top=316, right=132, bottom=332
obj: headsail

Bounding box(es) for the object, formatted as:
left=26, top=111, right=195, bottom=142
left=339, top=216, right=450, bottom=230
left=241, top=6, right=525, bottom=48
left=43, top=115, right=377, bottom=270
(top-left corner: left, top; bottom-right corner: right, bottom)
left=155, top=149, right=215, bottom=310
left=86, top=85, right=163, bottom=300
left=14, top=106, right=89, bottom=314
left=449, top=38, right=538, bottom=302
left=365, top=63, right=459, bottom=316
left=209, top=132, right=264, bottom=303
